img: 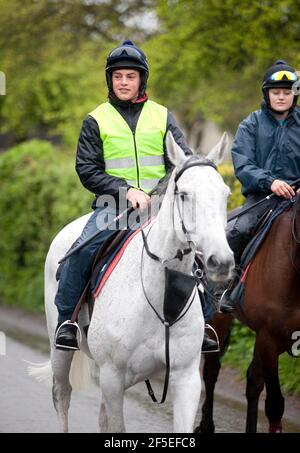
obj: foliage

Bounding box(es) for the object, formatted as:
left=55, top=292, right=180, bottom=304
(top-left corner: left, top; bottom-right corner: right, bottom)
left=146, top=0, right=300, bottom=133
left=0, top=0, right=155, bottom=146
left=223, top=320, right=300, bottom=395
left=219, top=163, right=244, bottom=211
left=0, top=139, right=92, bottom=311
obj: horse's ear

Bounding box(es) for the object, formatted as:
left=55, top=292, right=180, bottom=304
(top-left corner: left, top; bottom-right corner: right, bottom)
left=165, top=131, right=187, bottom=167
left=207, top=132, right=228, bottom=166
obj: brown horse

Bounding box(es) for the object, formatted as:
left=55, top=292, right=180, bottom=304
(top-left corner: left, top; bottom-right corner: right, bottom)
left=196, top=196, right=300, bottom=433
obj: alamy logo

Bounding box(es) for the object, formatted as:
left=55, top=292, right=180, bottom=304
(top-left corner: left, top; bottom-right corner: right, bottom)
left=0, top=331, right=6, bottom=355
left=0, top=71, right=6, bottom=95
left=291, top=331, right=300, bottom=357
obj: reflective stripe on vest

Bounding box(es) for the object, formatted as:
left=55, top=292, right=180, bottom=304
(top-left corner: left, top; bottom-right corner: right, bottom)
left=89, top=100, right=167, bottom=192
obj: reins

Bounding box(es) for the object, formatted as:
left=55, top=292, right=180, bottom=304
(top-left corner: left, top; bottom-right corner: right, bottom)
left=228, top=177, right=300, bottom=223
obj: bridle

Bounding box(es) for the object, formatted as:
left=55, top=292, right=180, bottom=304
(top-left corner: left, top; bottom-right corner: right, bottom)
left=140, top=156, right=217, bottom=404
left=141, top=156, right=217, bottom=265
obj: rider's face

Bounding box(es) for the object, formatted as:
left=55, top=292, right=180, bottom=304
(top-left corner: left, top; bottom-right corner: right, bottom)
left=269, top=88, right=294, bottom=112
left=112, top=69, right=140, bottom=102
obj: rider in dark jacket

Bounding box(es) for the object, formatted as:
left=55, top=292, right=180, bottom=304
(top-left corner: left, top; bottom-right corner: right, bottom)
left=220, top=59, right=300, bottom=313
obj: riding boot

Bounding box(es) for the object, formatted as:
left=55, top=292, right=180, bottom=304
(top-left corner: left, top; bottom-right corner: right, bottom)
left=219, top=289, right=236, bottom=313
left=202, top=332, right=218, bottom=353
left=55, top=321, right=79, bottom=351
left=218, top=270, right=241, bottom=314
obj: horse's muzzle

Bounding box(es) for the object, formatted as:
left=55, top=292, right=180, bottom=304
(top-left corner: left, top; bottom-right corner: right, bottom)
left=205, top=254, right=235, bottom=282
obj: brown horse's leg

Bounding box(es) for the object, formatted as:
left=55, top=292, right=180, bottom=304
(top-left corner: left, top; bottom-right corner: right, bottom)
left=196, top=353, right=221, bottom=433
left=194, top=314, right=233, bottom=433
left=254, top=333, right=284, bottom=433
left=264, top=362, right=284, bottom=432
left=245, top=341, right=264, bottom=433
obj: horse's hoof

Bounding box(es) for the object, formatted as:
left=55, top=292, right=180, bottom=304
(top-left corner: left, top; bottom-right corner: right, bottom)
left=194, top=421, right=215, bottom=433
left=269, top=421, right=282, bottom=433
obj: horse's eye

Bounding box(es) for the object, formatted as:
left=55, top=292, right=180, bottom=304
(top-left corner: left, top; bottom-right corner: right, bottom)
left=178, top=192, right=187, bottom=201
left=178, top=192, right=188, bottom=201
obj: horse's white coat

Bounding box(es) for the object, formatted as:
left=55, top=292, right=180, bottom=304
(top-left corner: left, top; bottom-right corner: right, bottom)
left=29, top=132, right=234, bottom=433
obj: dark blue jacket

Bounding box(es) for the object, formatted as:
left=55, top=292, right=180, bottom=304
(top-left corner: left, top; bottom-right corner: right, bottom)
left=232, top=103, right=300, bottom=196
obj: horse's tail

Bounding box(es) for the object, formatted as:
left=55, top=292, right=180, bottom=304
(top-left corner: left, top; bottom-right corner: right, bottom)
left=27, top=360, right=53, bottom=387
left=69, top=351, right=93, bottom=391
left=27, top=351, right=93, bottom=391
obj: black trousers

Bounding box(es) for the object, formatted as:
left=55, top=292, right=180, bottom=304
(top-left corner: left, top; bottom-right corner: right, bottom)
left=226, top=193, right=281, bottom=265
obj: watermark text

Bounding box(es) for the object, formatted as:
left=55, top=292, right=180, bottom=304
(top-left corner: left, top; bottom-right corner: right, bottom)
left=291, top=331, right=300, bottom=357
left=0, top=71, right=6, bottom=95
left=0, top=331, right=6, bottom=355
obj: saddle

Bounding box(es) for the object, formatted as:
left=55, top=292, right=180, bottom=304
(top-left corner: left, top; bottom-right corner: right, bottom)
left=230, top=198, right=294, bottom=306
left=59, top=218, right=153, bottom=325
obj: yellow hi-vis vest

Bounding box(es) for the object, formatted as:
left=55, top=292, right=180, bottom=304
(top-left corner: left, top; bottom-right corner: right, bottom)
left=89, top=100, right=167, bottom=192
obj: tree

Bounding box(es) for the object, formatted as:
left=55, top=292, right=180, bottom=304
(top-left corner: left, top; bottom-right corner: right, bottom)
left=0, top=0, right=156, bottom=147
left=146, top=0, right=300, bottom=136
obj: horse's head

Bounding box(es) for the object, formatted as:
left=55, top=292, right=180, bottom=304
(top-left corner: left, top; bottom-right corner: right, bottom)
left=165, top=131, right=234, bottom=282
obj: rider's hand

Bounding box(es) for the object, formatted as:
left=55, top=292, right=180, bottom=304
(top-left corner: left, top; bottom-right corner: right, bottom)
left=126, top=188, right=150, bottom=211
left=270, top=179, right=295, bottom=199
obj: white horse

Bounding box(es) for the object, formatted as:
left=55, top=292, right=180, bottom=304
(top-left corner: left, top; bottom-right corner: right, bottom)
left=29, top=132, right=234, bottom=433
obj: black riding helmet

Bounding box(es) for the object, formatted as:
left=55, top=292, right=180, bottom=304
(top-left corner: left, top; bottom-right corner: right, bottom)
left=105, top=40, right=149, bottom=96
left=262, top=59, right=299, bottom=113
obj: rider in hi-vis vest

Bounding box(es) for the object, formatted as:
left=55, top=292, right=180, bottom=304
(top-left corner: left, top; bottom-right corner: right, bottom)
left=54, top=40, right=217, bottom=352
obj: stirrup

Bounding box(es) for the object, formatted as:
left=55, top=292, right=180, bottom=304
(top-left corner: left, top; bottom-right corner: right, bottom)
left=218, top=289, right=236, bottom=314
left=202, top=324, right=220, bottom=354
left=55, top=320, right=82, bottom=351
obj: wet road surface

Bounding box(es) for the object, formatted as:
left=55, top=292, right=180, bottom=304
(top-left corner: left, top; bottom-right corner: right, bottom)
left=0, top=306, right=299, bottom=433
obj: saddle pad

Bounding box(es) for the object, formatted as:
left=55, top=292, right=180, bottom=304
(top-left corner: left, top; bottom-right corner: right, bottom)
left=92, top=218, right=153, bottom=299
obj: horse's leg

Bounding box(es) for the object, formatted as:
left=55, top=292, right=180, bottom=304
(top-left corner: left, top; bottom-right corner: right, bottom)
left=195, top=314, right=233, bottom=433
left=51, top=350, right=74, bottom=433
left=99, top=363, right=126, bottom=432
left=245, top=341, right=264, bottom=433
left=99, top=396, right=108, bottom=433
left=170, top=363, right=201, bottom=433
left=252, top=333, right=284, bottom=433
left=260, top=337, right=284, bottom=433
left=196, top=353, right=221, bottom=433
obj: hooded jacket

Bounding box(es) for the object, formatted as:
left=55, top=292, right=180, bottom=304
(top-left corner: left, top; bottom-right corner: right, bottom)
left=232, top=103, right=300, bottom=196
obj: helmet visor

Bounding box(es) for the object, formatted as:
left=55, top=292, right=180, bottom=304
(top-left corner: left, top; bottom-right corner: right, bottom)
left=109, top=46, right=146, bottom=62
left=270, top=70, right=298, bottom=82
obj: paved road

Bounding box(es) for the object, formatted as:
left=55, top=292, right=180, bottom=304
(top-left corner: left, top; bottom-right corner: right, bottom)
left=0, top=306, right=299, bottom=433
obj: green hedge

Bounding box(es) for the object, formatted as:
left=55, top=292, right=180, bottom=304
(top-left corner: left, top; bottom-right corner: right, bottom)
left=219, top=162, right=244, bottom=211
left=0, top=140, right=92, bottom=312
